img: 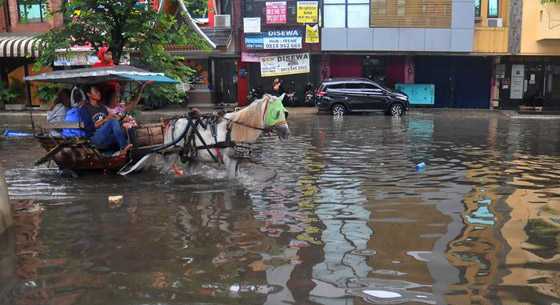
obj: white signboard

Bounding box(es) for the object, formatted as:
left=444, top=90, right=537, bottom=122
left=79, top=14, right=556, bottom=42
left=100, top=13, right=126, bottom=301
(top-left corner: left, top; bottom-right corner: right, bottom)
left=243, top=17, right=261, bottom=33
left=510, top=64, right=524, bottom=99
left=260, top=53, right=310, bottom=77
left=264, top=29, right=302, bottom=49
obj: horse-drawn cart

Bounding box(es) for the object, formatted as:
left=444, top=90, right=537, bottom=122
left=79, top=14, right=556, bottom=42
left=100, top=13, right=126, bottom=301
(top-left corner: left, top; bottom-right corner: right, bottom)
left=35, top=121, right=165, bottom=171
left=24, top=66, right=177, bottom=173
left=25, top=66, right=291, bottom=177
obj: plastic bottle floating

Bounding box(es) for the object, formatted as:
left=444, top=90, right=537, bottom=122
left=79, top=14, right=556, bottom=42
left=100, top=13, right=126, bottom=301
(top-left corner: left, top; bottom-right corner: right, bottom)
left=415, top=162, right=426, bottom=171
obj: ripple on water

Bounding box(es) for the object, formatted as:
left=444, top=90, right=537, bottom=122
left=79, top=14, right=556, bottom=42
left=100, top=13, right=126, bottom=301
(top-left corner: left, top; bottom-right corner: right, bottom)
left=1, top=113, right=560, bottom=305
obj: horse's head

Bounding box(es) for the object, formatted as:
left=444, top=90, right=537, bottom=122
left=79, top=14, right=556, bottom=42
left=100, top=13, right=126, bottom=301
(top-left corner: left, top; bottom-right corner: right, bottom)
left=264, top=94, right=290, bottom=140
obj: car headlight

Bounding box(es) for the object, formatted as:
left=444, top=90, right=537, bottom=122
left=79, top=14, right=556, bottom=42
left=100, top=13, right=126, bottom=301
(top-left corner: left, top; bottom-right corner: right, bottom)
left=396, top=94, right=408, bottom=101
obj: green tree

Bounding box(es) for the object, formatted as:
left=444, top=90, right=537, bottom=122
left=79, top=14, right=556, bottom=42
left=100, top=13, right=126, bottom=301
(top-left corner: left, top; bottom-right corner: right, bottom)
left=35, top=0, right=210, bottom=105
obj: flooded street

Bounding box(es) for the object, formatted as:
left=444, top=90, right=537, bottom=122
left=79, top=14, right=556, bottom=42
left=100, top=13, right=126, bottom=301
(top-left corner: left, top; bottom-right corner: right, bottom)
left=1, top=111, right=560, bottom=305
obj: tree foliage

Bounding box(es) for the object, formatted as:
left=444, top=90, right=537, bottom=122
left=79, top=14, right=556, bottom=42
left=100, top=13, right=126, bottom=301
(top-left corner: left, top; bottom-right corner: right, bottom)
left=35, top=0, right=210, bottom=105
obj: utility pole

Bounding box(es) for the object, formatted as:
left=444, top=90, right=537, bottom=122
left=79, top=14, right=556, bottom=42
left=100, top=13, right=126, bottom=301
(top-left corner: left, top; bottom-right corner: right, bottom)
left=0, top=163, right=13, bottom=235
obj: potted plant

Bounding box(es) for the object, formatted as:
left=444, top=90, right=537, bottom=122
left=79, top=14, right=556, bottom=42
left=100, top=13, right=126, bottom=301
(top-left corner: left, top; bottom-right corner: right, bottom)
left=0, top=78, right=24, bottom=111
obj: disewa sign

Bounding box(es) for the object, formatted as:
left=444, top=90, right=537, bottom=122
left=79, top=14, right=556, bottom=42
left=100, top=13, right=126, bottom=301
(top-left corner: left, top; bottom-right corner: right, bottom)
left=260, top=53, right=310, bottom=77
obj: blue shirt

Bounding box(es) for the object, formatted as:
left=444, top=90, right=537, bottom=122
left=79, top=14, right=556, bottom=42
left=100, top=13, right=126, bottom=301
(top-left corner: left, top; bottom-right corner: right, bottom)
left=79, top=102, right=109, bottom=138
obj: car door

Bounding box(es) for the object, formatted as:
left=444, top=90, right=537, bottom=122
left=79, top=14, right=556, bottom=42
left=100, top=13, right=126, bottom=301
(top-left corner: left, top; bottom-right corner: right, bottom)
left=360, top=82, right=389, bottom=110
left=342, top=82, right=366, bottom=110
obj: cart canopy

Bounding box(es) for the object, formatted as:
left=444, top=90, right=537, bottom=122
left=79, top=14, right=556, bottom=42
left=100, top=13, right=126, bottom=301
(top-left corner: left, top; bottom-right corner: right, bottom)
left=24, top=66, right=179, bottom=84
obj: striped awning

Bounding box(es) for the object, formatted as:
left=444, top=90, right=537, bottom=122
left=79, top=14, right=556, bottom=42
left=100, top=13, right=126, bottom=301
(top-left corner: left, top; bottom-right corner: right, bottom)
left=0, top=36, right=41, bottom=58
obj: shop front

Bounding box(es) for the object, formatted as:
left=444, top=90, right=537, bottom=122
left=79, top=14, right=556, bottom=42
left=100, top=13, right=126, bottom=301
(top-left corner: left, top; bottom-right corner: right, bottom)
left=328, top=55, right=414, bottom=89
left=498, top=56, right=560, bottom=111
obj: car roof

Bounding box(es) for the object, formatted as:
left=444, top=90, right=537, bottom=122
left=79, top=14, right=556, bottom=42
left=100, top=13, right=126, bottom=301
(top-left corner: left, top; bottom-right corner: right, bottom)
left=321, top=77, right=377, bottom=84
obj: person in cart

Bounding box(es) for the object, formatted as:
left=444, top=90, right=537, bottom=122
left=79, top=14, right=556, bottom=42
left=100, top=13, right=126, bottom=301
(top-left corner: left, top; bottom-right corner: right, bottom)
left=78, top=85, right=133, bottom=156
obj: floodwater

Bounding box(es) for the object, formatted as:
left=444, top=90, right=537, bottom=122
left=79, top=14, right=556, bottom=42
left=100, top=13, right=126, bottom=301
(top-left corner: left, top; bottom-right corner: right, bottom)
left=1, top=111, right=560, bottom=305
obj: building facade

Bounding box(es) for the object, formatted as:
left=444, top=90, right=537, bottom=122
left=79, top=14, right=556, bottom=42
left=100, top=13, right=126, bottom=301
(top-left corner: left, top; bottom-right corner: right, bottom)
left=0, top=0, right=63, bottom=109
left=496, top=0, right=560, bottom=111
left=319, top=0, right=501, bottom=109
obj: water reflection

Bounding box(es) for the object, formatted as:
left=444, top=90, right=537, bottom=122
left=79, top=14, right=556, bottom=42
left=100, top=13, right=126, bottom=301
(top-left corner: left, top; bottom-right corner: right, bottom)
left=0, top=112, right=560, bottom=305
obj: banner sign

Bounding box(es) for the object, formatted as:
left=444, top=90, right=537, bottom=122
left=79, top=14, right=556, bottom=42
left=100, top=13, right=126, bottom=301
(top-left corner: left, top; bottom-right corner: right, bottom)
left=266, top=2, right=287, bottom=24
left=245, top=33, right=264, bottom=49
left=305, top=24, right=319, bottom=43
left=260, top=53, right=310, bottom=77
left=510, top=64, right=524, bottom=99
left=297, top=1, right=318, bottom=23
left=54, top=53, right=130, bottom=66
left=244, top=17, right=261, bottom=33
left=245, top=29, right=303, bottom=49
left=242, top=52, right=275, bottom=62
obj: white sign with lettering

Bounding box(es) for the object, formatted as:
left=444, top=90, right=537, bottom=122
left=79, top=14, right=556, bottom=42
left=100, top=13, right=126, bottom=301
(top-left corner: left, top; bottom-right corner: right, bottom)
left=510, top=64, right=524, bottom=100
left=260, top=53, right=310, bottom=77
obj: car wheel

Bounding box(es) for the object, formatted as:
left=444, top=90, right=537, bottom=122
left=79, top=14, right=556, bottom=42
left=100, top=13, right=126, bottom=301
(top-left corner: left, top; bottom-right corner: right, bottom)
left=331, top=104, right=347, bottom=116
left=389, top=103, right=404, bottom=116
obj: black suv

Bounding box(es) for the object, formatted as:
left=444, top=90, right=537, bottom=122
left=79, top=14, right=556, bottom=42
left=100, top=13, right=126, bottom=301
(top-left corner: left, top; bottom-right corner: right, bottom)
left=314, top=78, right=410, bottom=116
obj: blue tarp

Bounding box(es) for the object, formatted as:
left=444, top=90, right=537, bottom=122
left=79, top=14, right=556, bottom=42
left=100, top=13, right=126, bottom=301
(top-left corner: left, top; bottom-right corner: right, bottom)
left=116, top=73, right=179, bottom=84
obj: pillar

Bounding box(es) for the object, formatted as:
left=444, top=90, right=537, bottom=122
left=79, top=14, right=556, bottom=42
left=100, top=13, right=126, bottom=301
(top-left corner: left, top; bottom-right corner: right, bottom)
left=0, top=163, right=13, bottom=235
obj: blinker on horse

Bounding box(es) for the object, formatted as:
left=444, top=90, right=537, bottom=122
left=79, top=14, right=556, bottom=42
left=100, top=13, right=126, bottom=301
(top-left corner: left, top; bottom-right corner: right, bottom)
left=147, top=94, right=290, bottom=178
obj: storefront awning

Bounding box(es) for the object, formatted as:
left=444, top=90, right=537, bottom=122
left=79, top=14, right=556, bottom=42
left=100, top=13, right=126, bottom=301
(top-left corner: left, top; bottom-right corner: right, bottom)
left=0, top=35, right=41, bottom=58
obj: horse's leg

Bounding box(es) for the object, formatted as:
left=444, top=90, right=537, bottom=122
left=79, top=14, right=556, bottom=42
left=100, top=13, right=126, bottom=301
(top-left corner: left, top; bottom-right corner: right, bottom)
left=186, top=161, right=198, bottom=175
left=159, top=153, right=179, bottom=173
left=225, top=157, right=239, bottom=179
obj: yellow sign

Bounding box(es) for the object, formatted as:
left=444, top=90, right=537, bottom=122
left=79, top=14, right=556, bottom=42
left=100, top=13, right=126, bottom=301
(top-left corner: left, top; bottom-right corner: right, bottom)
left=306, top=24, right=319, bottom=43
left=297, top=1, right=318, bottom=23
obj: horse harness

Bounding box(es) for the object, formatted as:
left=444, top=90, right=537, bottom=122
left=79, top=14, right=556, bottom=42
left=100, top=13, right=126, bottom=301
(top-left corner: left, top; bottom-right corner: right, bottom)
left=166, top=110, right=264, bottom=165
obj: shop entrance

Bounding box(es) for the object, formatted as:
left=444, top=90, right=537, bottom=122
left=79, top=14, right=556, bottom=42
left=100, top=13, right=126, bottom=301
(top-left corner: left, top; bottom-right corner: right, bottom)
left=363, top=57, right=387, bottom=86
left=214, top=59, right=238, bottom=104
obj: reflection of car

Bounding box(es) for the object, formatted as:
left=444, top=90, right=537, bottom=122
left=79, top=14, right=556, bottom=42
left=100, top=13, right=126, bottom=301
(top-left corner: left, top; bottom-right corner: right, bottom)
left=314, top=78, right=410, bottom=116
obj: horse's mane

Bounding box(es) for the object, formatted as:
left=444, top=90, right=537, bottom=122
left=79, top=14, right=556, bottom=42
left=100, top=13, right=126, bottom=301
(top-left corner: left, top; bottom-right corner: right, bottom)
left=229, top=96, right=268, bottom=143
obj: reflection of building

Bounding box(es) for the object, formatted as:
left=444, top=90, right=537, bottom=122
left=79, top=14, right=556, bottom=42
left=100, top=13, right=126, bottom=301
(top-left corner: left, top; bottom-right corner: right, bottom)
left=497, top=157, right=560, bottom=302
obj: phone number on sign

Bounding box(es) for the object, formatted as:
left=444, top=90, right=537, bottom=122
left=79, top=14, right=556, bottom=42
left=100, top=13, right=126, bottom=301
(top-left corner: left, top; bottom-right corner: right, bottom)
left=265, top=43, right=302, bottom=49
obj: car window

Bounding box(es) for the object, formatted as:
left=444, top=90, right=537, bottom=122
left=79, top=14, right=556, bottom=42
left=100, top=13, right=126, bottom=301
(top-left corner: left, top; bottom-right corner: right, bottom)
left=362, top=83, right=384, bottom=94
left=344, top=83, right=362, bottom=93
left=325, top=83, right=344, bottom=92
left=326, top=84, right=344, bottom=90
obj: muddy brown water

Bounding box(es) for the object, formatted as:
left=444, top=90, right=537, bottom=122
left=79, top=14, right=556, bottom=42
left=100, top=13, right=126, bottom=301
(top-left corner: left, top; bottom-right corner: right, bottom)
left=1, top=112, right=559, bottom=305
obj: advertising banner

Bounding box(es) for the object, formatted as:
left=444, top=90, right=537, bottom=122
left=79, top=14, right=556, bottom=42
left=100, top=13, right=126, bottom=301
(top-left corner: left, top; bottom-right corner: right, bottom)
left=243, top=17, right=261, bottom=33
left=242, top=52, right=275, bottom=62
left=245, top=29, right=303, bottom=49
left=266, top=2, right=287, bottom=24
left=305, top=24, right=319, bottom=43
left=260, top=53, right=310, bottom=77
left=297, top=1, right=318, bottom=23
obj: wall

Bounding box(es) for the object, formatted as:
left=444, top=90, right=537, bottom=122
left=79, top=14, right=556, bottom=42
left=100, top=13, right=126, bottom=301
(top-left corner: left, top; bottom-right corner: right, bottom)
left=322, top=0, right=474, bottom=52
left=473, top=0, right=510, bottom=54
left=2, top=0, right=63, bottom=33
left=520, top=0, right=560, bottom=55
left=330, top=56, right=361, bottom=78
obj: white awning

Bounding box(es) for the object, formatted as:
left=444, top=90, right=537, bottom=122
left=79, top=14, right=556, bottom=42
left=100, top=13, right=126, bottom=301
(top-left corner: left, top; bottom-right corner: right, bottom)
left=0, top=36, right=41, bottom=58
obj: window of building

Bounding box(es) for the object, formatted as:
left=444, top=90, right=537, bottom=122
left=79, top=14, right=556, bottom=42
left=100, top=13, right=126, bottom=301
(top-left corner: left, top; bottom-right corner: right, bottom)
left=18, top=0, right=47, bottom=23
left=371, top=0, right=387, bottom=15
left=488, top=0, right=499, bottom=17
left=396, top=0, right=406, bottom=16
left=474, top=0, right=481, bottom=17
left=324, top=0, right=370, bottom=28
left=324, top=0, right=346, bottom=28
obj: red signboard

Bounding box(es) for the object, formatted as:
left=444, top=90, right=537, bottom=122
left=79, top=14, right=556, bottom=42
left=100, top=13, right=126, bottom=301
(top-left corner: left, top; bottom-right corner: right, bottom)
left=266, top=2, right=287, bottom=24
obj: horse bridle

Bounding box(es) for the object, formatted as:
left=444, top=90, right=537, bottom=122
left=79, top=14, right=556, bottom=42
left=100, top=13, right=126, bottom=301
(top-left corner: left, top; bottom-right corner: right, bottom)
left=218, top=99, right=288, bottom=132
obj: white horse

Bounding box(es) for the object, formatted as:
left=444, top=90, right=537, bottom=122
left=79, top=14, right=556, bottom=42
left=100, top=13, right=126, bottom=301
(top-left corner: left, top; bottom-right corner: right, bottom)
left=155, top=94, right=290, bottom=178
